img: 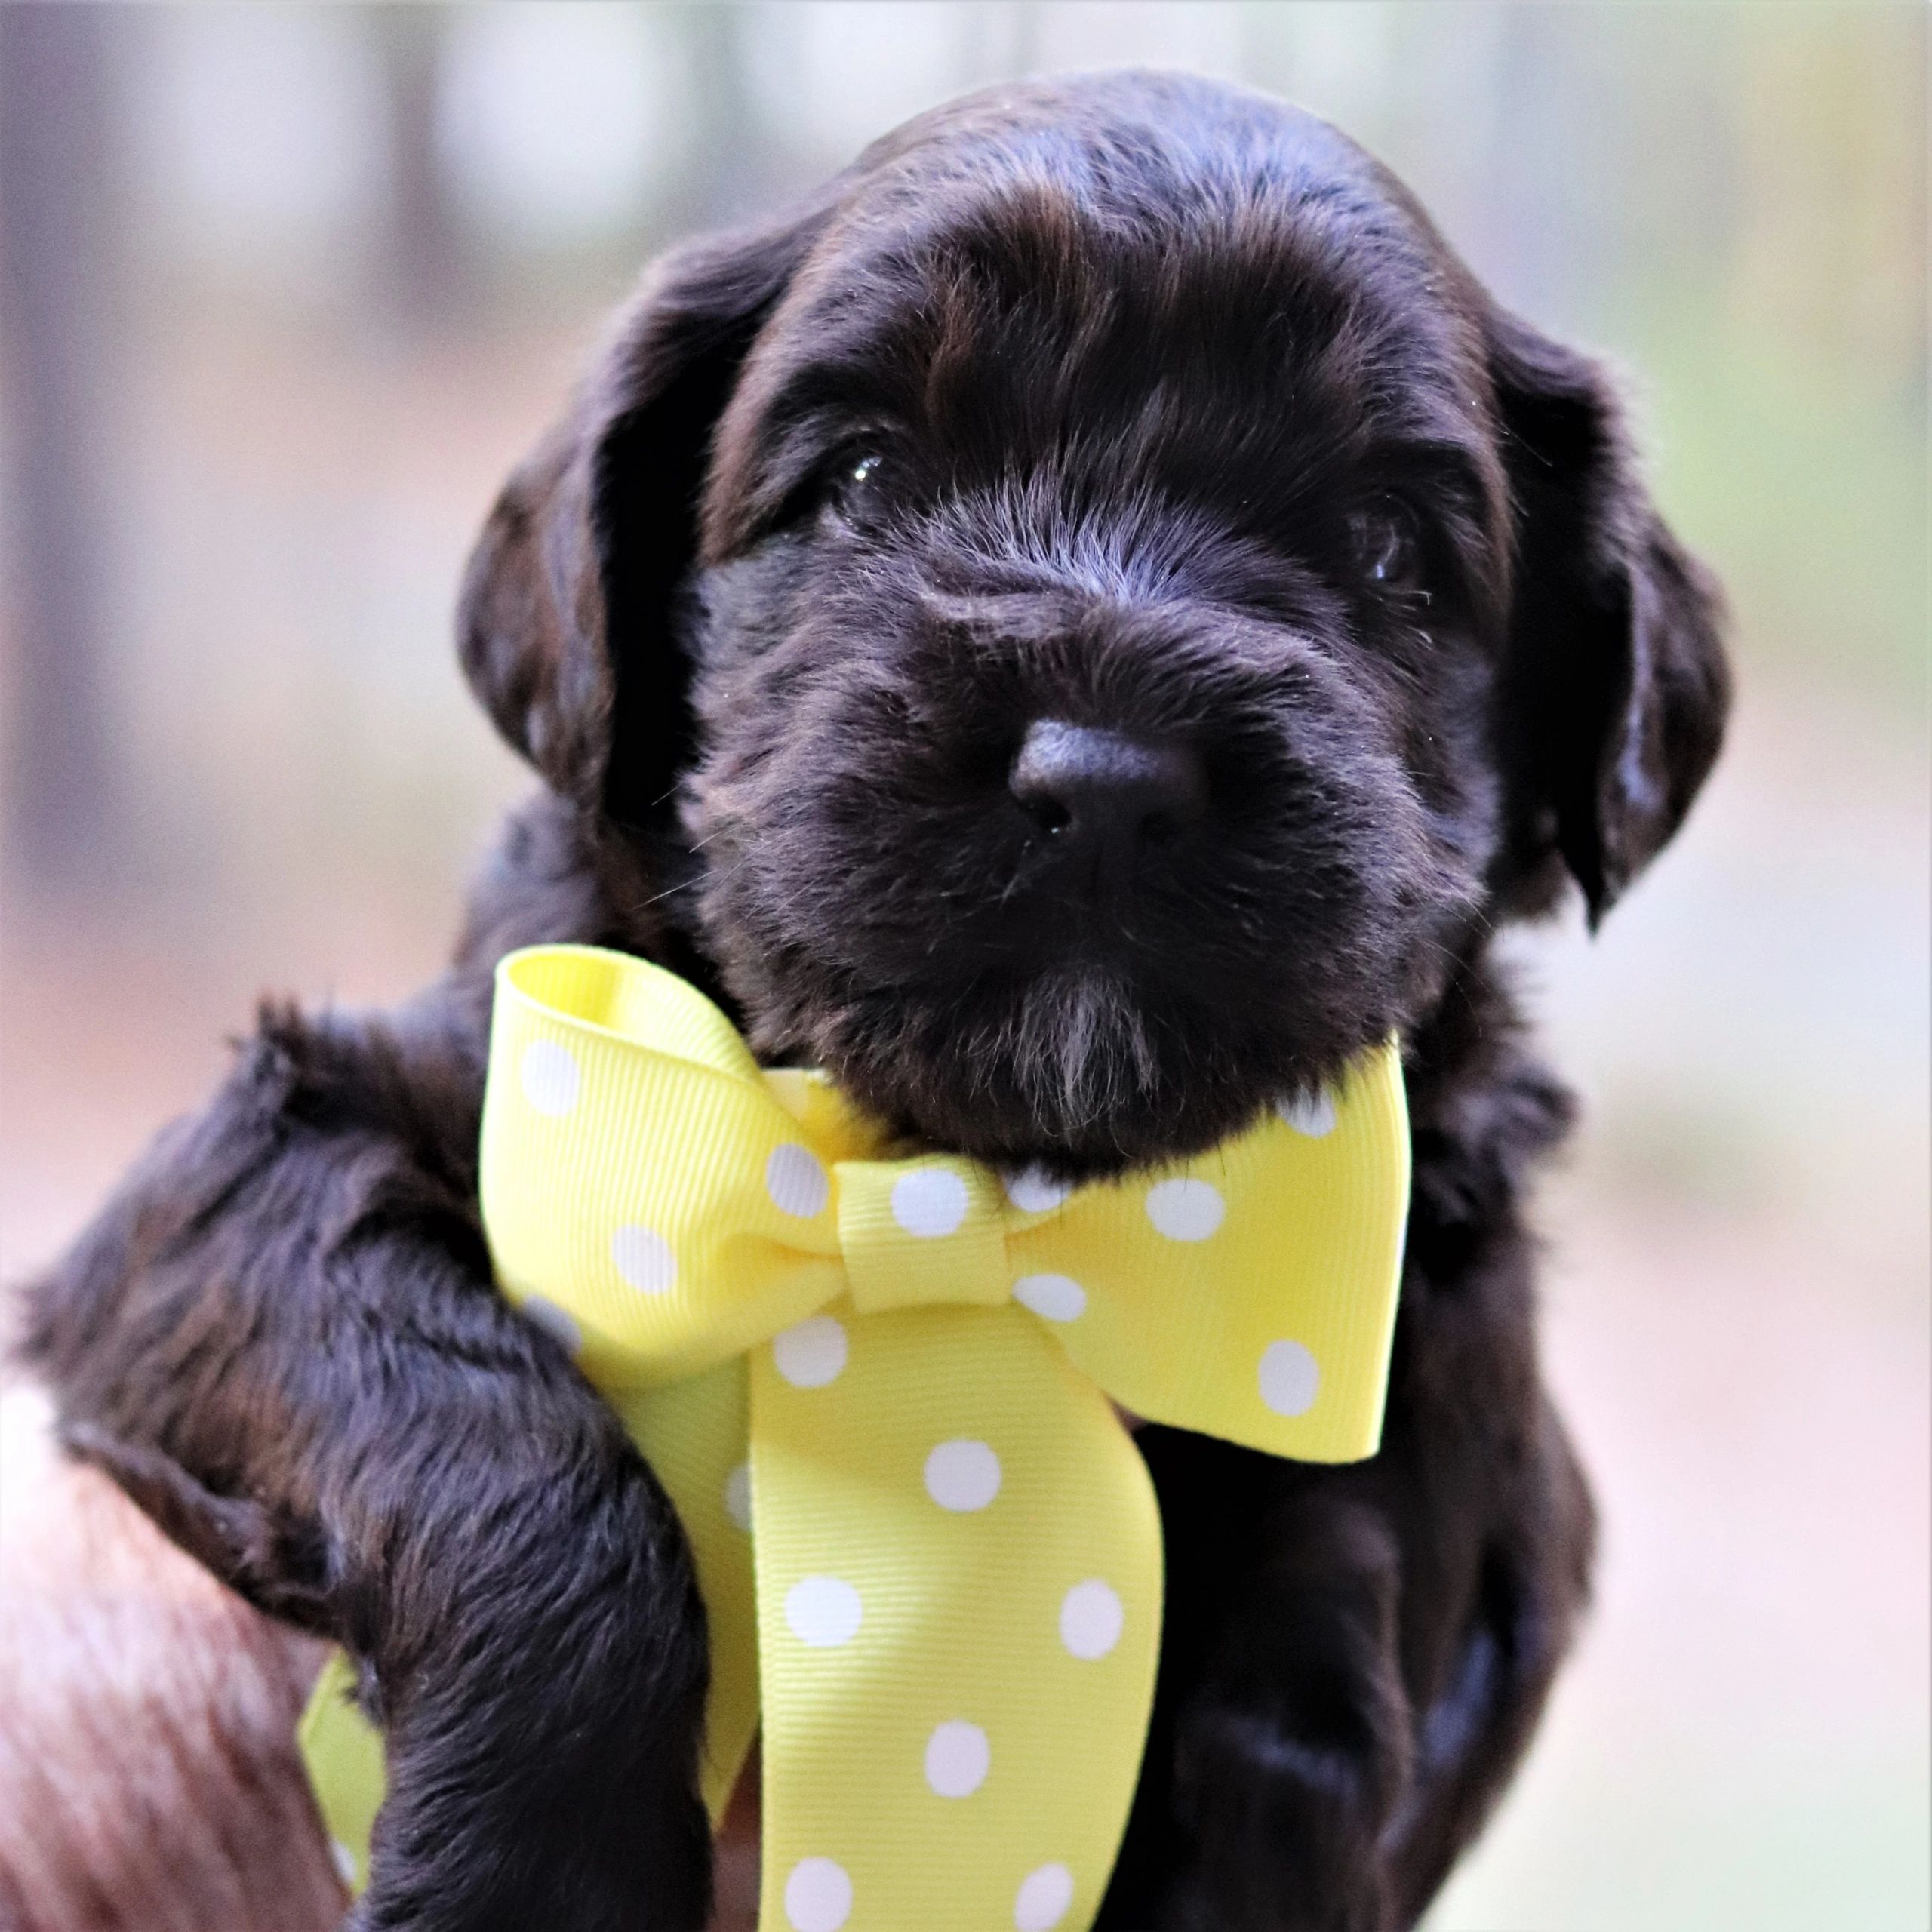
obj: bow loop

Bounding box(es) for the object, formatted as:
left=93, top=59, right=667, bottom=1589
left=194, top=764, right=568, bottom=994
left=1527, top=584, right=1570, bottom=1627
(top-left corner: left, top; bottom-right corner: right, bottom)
left=482, top=948, right=857, bottom=1389
left=500, top=941, right=768, bottom=1087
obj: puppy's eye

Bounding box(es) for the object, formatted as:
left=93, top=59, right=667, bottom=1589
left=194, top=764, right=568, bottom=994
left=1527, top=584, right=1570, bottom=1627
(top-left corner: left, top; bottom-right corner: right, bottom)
left=1352, top=499, right=1424, bottom=589
left=827, top=451, right=886, bottom=522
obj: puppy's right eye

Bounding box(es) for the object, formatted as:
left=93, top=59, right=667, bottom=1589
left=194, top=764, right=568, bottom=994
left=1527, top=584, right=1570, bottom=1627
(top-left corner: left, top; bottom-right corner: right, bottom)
left=1351, top=497, right=1425, bottom=591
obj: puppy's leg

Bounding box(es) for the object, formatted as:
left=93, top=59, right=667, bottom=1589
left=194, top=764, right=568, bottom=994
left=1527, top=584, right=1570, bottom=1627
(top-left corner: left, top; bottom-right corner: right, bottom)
left=1381, top=1395, right=1596, bottom=1924
left=1106, top=1394, right=1593, bottom=1932
left=18, top=990, right=714, bottom=1932
left=1104, top=1434, right=1411, bottom=1932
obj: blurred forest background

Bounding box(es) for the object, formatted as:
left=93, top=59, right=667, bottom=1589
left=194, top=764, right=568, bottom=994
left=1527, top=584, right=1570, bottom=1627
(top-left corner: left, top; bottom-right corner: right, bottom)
left=0, top=5, right=1924, bottom=1929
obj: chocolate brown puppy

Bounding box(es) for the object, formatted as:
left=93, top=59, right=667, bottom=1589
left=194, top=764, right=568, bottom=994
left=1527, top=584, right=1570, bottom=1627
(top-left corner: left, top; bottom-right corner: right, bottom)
left=20, top=72, right=1727, bottom=1932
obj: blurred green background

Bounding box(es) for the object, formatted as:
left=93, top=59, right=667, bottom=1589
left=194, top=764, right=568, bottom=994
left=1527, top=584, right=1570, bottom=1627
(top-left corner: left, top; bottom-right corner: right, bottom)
left=0, top=5, right=1924, bottom=1928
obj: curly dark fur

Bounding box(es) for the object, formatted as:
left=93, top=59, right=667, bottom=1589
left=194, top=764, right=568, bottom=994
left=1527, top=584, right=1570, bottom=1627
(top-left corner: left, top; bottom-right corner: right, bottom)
left=18, top=72, right=1727, bottom=1932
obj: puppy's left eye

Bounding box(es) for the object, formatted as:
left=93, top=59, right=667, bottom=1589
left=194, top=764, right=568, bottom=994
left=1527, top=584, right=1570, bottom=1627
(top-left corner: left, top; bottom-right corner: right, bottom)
left=828, top=451, right=886, bottom=521
left=1352, top=499, right=1424, bottom=589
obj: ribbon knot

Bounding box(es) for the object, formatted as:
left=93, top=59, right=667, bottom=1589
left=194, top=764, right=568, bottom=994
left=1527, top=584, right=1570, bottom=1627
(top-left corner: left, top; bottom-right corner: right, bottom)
left=300, top=943, right=1411, bottom=1932
left=838, top=1160, right=1013, bottom=1312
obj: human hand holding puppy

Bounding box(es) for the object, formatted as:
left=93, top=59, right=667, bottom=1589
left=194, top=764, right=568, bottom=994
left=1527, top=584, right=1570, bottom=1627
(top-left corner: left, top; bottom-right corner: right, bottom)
left=20, top=72, right=1727, bottom=1932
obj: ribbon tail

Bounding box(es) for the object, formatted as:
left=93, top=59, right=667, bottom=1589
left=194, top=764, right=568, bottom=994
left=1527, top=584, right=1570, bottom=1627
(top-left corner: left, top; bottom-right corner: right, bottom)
left=749, top=1301, right=1161, bottom=1932
left=298, top=1649, right=383, bottom=1894
left=612, top=1359, right=761, bottom=1826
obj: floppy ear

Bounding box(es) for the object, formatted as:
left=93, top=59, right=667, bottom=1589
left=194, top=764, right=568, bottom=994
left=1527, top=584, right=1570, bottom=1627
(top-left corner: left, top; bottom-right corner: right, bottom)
left=1490, top=310, right=1732, bottom=924
left=458, top=205, right=829, bottom=828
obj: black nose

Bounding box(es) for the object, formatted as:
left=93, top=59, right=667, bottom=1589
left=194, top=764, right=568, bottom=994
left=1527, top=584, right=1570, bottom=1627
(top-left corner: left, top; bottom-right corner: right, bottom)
left=1009, top=720, right=1208, bottom=856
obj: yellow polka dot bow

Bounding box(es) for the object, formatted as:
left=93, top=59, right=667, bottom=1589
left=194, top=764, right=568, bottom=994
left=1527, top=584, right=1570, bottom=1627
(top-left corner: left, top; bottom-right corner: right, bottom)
left=300, top=942, right=1410, bottom=1931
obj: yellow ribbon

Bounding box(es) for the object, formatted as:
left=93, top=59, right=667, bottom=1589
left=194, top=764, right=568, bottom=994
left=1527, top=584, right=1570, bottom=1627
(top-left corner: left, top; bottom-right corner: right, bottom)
left=300, top=943, right=1409, bottom=1930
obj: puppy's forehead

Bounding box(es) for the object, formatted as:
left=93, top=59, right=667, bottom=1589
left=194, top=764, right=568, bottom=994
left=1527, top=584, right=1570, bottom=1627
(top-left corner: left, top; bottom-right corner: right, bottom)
left=706, top=96, right=1495, bottom=546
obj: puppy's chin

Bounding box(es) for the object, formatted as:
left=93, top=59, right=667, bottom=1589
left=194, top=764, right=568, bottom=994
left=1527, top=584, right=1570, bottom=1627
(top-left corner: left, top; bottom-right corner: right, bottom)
left=784, top=961, right=1355, bottom=1179
left=690, top=851, right=1433, bottom=1174
left=898, top=963, right=1171, bottom=1171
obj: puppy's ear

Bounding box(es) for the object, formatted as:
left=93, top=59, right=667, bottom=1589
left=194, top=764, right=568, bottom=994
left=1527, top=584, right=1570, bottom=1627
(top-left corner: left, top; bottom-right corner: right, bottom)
left=1490, top=310, right=1731, bottom=924
left=459, top=205, right=828, bottom=826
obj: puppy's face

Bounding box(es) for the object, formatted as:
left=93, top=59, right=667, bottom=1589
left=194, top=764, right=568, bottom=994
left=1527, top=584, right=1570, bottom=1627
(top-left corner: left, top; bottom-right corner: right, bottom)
left=684, top=177, right=1507, bottom=1170
left=462, top=75, right=1729, bottom=1173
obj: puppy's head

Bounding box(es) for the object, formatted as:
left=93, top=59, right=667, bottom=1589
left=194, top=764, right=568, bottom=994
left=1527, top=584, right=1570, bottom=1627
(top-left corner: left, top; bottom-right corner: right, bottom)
left=461, top=72, right=1729, bottom=1173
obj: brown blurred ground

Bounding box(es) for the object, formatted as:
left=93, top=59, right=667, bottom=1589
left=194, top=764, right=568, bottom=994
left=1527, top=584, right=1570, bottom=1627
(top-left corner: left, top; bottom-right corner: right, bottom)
left=2, top=7, right=1925, bottom=1930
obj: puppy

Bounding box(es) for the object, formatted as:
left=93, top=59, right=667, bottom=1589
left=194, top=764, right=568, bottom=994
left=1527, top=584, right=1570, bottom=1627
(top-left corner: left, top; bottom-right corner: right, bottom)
left=17, top=72, right=1727, bottom=1932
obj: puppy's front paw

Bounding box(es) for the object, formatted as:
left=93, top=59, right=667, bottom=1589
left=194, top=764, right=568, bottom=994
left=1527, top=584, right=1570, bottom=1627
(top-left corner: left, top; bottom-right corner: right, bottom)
left=1158, top=1684, right=1403, bottom=1932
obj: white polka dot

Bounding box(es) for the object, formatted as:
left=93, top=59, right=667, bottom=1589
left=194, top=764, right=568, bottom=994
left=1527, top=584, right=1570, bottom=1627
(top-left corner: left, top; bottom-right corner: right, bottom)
left=1014, top=1862, right=1075, bottom=1930
left=766, top=1143, right=830, bottom=1218
left=924, top=1439, right=1001, bottom=1512
left=924, top=1719, right=990, bottom=1798
left=1003, top=1164, right=1072, bottom=1214
left=724, top=1460, right=752, bottom=1531
left=1059, top=1579, right=1124, bottom=1660
left=773, top=1315, right=848, bottom=1388
left=329, top=1839, right=358, bottom=1888
left=1258, top=1339, right=1321, bottom=1417
left=518, top=1295, right=580, bottom=1355
left=518, top=1038, right=580, bottom=1116
left=611, top=1224, right=677, bottom=1294
left=1013, top=1272, right=1087, bottom=1323
left=784, top=1857, right=853, bottom=1932
left=1278, top=1088, right=1337, bottom=1137
left=891, top=1165, right=971, bottom=1238
left=1145, top=1177, right=1225, bottom=1241
left=785, top=1575, right=863, bottom=1648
